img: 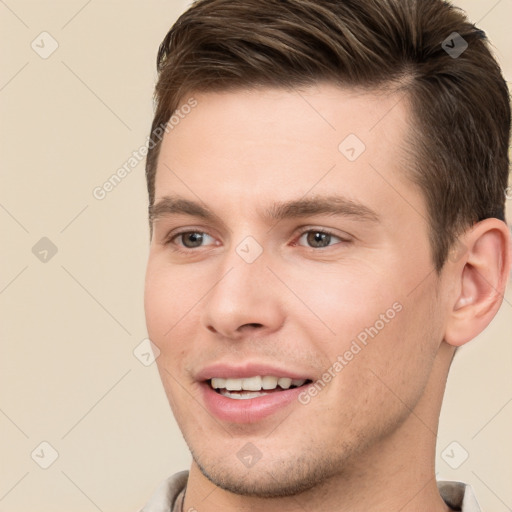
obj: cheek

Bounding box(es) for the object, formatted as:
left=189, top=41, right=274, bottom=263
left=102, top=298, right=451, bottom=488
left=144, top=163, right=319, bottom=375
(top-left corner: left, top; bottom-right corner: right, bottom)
left=144, top=255, right=197, bottom=339
left=144, top=256, right=206, bottom=387
left=287, top=259, right=440, bottom=389
left=285, top=262, right=397, bottom=345
left=345, top=280, right=442, bottom=411
left=145, top=260, right=193, bottom=414
left=144, top=277, right=170, bottom=341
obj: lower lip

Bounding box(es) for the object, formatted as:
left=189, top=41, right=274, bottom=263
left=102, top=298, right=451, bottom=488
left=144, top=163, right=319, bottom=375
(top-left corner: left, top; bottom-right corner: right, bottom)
left=200, top=382, right=306, bottom=424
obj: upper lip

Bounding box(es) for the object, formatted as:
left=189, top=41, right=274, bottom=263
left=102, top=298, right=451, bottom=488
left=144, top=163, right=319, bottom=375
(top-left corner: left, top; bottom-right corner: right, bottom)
left=195, top=362, right=313, bottom=382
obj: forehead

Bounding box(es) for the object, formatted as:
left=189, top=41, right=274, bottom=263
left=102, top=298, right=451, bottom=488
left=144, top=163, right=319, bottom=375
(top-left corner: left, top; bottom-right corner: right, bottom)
left=163, top=83, right=410, bottom=151
left=153, top=84, right=421, bottom=224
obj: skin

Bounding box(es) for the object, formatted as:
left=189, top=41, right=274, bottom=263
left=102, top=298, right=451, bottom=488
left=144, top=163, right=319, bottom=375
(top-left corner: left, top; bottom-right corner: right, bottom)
left=144, top=83, right=510, bottom=512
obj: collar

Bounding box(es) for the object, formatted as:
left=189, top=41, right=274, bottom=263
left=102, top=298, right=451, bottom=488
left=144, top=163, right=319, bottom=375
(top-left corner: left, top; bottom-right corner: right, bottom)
left=142, top=473, right=482, bottom=512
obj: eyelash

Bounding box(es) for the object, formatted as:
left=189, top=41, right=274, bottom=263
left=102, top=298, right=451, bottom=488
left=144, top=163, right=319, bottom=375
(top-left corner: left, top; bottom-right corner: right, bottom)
left=164, top=228, right=350, bottom=253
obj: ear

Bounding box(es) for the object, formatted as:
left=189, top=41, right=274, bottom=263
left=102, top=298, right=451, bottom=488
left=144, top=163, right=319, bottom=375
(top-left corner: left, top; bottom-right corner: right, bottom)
left=444, top=218, right=511, bottom=347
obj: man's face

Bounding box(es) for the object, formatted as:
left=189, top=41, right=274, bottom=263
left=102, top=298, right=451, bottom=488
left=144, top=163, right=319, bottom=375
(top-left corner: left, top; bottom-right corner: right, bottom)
left=144, top=84, right=449, bottom=496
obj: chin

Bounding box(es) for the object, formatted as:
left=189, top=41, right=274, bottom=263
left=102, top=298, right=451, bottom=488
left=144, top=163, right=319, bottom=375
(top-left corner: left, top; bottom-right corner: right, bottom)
left=190, top=446, right=343, bottom=498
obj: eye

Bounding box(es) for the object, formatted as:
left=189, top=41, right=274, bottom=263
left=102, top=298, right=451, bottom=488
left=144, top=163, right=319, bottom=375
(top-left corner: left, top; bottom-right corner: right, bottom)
left=296, top=229, right=346, bottom=249
left=169, top=231, right=216, bottom=249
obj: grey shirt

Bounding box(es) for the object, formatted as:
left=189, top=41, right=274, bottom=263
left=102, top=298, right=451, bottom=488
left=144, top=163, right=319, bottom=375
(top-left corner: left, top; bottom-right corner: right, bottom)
left=141, top=471, right=483, bottom=511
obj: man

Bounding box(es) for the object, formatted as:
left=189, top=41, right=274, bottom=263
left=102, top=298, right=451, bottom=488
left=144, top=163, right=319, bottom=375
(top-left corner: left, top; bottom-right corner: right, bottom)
left=142, top=0, right=511, bottom=510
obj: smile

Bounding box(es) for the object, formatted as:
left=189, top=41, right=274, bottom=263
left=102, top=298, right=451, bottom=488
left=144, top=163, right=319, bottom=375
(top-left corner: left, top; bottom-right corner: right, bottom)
left=209, top=376, right=311, bottom=400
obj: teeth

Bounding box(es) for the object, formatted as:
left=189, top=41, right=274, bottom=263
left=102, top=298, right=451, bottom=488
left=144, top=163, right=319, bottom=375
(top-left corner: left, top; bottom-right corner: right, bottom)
left=210, top=376, right=307, bottom=391
left=277, top=377, right=292, bottom=389
left=211, top=377, right=226, bottom=389
left=225, top=378, right=242, bottom=391
left=241, top=376, right=262, bottom=391
left=220, top=390, right=268, bottom=400
left=262, top=376, right=278, bottom=389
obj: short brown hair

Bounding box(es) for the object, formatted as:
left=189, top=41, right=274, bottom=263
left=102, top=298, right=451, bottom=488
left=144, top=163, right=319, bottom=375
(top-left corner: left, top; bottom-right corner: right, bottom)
left=146, top=0, right=511, bottom=270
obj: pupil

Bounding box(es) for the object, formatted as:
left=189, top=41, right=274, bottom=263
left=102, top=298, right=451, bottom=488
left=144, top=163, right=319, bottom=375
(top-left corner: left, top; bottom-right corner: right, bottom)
left=184, top=233, right=203, bottom=248
left=308, top=231, right=330, bottom=248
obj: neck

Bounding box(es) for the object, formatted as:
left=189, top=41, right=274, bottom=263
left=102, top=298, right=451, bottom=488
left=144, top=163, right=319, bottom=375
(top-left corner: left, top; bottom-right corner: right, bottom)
left=183, top=343, right=456, bottom=512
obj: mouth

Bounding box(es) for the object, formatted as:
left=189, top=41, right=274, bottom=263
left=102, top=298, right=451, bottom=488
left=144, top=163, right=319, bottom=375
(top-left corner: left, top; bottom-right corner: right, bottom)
left=208, top=376, right=313, bottom=400
left=196, top=363, right=315, bottom=423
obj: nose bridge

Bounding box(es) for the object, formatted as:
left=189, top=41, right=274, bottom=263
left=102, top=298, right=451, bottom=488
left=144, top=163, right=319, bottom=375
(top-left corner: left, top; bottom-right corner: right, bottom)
left=200, top=236, right=283, bottom=337
left=214, top=231, right=269, bottom=298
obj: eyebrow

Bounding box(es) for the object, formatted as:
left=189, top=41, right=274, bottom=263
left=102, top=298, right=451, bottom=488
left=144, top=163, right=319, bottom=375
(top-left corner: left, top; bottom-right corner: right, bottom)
left=149, top=194, right=380, bottom=225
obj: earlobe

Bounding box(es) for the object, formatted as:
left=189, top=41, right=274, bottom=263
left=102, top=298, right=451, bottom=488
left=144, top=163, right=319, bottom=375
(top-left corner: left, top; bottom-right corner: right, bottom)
left=444, top=218, right=511, bottom=347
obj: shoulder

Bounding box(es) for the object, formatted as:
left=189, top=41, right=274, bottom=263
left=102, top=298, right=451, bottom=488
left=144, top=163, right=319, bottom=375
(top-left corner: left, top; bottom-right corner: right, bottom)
left=438, top=480, right=482, bottom=512
left=141, top=470, right=189, bottom=512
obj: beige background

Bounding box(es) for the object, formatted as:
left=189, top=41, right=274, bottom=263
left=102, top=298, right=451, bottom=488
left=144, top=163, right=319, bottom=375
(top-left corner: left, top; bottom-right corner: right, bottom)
left=0, top=1, right=511, bottom=510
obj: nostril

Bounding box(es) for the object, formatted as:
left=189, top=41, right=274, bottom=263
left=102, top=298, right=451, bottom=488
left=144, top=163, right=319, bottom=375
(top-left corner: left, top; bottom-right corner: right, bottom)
left=243, top=323, right=263, bottom=329
left=206, top=322, right=263, bottom=336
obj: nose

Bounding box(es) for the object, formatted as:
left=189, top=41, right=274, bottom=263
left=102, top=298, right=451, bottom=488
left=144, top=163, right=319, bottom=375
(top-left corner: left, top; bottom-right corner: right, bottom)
left=200, top=248, right=285, bottom=340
